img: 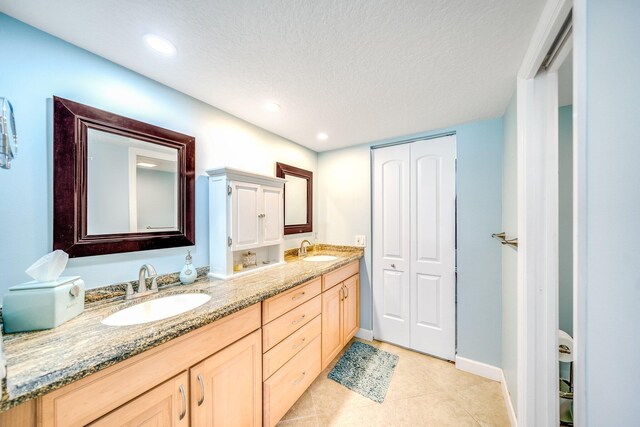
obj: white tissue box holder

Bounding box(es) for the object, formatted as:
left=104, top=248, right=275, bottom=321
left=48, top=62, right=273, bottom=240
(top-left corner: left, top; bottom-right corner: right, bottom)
left=2, top=276, right=85, bottom=333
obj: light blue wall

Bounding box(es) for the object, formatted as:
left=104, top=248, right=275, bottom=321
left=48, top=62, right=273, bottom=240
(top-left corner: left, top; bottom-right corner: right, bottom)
left=582, top=1, right=640, bottom=423
left=501, top=92, right=518, bottom=411
left=558, top=105, right=573, bottom=336
left=319, top=118, right=503, bottom=367
left=0, top=14, right=317, bottom=295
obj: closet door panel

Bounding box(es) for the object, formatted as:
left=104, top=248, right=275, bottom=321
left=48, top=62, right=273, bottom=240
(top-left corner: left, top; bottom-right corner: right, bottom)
left=373, top=144, right=411, bottom=347
left=410, top=136, right=456, bottom=360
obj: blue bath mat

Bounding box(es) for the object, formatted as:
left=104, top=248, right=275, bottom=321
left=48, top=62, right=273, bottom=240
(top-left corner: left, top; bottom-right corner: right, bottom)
left=328, top=341, right=399, bottom=403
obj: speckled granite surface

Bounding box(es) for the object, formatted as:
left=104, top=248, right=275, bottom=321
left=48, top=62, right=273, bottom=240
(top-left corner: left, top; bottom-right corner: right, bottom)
left=0, top=245, right=363, bottom=412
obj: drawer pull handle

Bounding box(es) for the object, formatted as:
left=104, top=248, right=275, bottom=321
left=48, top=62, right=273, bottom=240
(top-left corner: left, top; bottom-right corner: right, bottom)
left=197, top=373, right=205, bottom=406
left=344, top=285, right=349, bottom=299
left=292, top=291, right=306, bottom=301
left=292, top=337, right=306, bottom=349
left=292, top=371, right=306, bottom=386
left=339, top=286, right=344, bottom=301
left=292, top=314, right=306, bottom=325
left=179, top=385, right=187, bottom=420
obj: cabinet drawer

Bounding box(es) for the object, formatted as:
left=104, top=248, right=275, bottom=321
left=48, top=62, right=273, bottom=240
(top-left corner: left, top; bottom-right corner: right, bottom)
left=263, top=336, right=321, bottom=427
left=262, top=277, right=321, bottom=324
left=322, top=261, right=359, bottom=291
left=263, top=315, right=321, bottom=380
left=262, top=295, right=321, bottom=352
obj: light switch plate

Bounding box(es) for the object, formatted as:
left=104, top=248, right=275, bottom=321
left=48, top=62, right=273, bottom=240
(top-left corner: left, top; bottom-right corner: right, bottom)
left=355, top=235, right=366, bottom=247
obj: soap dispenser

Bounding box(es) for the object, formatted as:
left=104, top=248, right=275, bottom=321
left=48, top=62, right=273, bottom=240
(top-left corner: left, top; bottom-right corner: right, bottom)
left=179, top=250, right=197, bottom=284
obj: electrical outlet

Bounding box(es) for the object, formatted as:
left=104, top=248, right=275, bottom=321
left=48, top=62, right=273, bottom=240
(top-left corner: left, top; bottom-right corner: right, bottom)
left=355, top=235, right=366, bottom=247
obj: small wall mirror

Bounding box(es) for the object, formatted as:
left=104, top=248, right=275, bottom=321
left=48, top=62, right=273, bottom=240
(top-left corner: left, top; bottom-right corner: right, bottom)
left=54, top=97, right=195, bottom=257
left=276, top=162, right=312, bottom=235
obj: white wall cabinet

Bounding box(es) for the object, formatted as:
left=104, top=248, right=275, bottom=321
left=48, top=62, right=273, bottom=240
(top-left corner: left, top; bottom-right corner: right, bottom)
left=208, top=167, right=285, bottom=279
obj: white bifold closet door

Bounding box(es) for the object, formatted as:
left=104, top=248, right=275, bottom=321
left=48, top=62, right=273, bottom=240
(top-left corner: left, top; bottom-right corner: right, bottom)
left=373, top=135, right=456, bottom=360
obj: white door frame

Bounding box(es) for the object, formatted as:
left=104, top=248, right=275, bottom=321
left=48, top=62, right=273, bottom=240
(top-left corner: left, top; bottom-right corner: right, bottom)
left=515, top=0, right=575, bottom=425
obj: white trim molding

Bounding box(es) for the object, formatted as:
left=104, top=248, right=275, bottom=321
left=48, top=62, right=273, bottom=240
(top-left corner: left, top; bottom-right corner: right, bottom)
left=516, top=70, right=560, bottom=427
left=355, top=328, right=374, bottom=341
left=515, top=0, right=572, bottom=425
left=501, top=370, right=518, bottom=427
left=454, top=356, right=502, bottom=382
left=572, top=1, right=587, bottom=425
left=518, top=0, right=573, bottom=79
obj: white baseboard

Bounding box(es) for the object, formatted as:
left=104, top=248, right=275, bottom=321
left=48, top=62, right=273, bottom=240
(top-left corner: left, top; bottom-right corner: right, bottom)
left=500, top=370, right=517, bottom=427
left=355, top=328, right=374, bottom=341
left=455, top=356, right=502, bottom=382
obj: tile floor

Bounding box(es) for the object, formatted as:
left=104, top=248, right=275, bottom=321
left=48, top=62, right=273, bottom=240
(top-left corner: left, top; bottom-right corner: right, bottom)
left=276, top=339, right=510, bottom=427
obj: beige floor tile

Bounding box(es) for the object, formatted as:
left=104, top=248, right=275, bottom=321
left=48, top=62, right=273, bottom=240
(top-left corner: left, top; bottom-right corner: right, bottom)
left=280, top=389, right=316, bottom=421
left=276, top=415, right=319, bottom=427
left=316, top=398, right=411, bottom=427
left=404, top=392, right=481, bottom=427
left=309, top=368, right=376, bottom=415
left=453, top=381, right=511, bottom=427
left=279, top=339, right=508, bottom=427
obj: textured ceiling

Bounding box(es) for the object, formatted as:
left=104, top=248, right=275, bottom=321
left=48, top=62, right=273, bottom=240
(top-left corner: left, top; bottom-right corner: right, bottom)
left=0, top=0, right=545, bottom=151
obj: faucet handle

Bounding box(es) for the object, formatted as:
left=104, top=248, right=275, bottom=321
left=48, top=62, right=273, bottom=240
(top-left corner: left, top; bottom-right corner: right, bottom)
left=149, top=277, right=158, bottom=291
left=125, top=282, right=135, bottom=299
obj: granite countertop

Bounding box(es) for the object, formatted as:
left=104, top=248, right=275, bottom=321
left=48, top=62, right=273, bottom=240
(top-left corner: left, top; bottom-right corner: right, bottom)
left=0, top=244, right=363, bottom=412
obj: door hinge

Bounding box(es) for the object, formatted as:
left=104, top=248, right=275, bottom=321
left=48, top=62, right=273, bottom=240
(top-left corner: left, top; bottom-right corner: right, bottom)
left=227, top=236, right=232, bottom=247
left=227, top=185, right=232, bottom=196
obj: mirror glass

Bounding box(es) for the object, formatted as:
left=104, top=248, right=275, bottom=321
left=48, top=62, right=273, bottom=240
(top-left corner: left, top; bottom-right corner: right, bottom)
left=86, top=128, right=178, bottom=235
left=284, top=173, right=308, bottom=226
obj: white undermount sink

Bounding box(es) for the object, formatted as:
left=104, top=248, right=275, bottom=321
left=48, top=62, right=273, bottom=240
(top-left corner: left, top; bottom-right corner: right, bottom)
left=303, top=255, right=339, bottom=262
left=102, top=293, right=211, bottom=326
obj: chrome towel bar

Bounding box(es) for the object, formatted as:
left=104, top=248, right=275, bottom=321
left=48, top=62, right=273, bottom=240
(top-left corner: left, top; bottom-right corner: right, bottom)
left=492, top=232, right=519, bottom=248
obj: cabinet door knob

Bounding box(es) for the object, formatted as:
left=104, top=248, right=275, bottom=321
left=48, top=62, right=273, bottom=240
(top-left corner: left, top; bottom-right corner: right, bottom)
left=391, top=263, right=396, bottom=269
left=178, top=384, right=187, bottom=420
left=197, top=373, right=205, bottom=406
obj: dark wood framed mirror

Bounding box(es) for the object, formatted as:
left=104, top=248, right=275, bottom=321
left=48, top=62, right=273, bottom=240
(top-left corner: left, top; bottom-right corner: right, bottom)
left=53, top=96, right=195, bottom=257
left=276, top=162, right=312, bottom=235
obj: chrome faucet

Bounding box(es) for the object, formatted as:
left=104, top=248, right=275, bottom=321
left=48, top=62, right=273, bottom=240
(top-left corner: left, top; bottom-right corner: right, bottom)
left=299, top=240, right=312, bottom=256
left=125, top=264, right=158, bottom=300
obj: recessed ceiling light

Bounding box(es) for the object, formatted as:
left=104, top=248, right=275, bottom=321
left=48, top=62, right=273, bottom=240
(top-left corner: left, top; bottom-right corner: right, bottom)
left=143, top=34, right=177, bottom=55
left=265, top=102, right=281, bottom=112
left=137, top=162, right=158, bottom=168
left=317, top=132, right=329, bottom=141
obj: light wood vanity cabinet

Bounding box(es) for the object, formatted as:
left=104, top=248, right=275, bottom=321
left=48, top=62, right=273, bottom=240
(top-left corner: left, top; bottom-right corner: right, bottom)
left=260, top=277, right=323, bottom=427
left=262, top=261, right=360, bottom=427
left=88, top=372, right=190, bottom=427
left=190, top=330, right=262, bottom=427
left=0, top=261, right=361, bottom=427
left=37, top=303, right=262, bottom=427
left=321, top=262, right=360, bottom=369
